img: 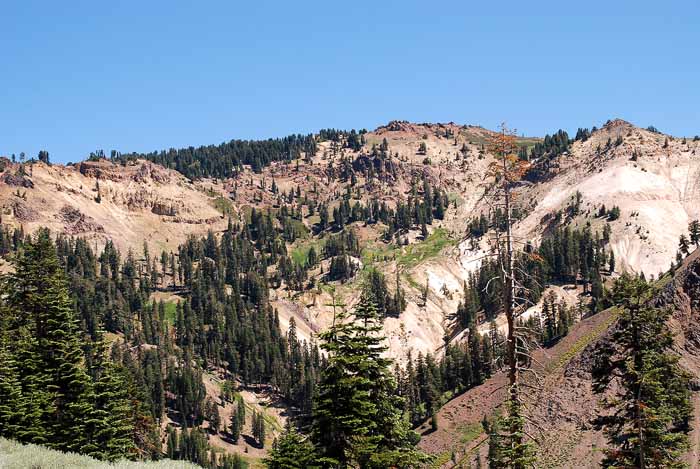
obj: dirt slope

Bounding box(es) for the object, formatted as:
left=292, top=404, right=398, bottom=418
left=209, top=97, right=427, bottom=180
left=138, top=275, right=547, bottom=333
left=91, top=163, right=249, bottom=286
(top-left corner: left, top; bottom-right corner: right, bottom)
left=419, top=248, right=700, bottom=468
left=417, top=306, right=619, bottom=467
left=0, top=159, right=227, bottom=254
left=513, top=120, right=700, bottom=278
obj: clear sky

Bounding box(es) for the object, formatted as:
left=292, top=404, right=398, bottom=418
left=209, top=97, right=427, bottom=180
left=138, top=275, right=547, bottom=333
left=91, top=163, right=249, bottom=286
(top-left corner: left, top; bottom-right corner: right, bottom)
left=2, top=1, right=698, bottom=163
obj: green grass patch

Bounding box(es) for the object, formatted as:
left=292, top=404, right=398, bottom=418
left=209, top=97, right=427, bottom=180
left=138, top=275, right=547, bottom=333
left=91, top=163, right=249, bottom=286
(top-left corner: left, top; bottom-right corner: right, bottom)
left=396, top=228, right=456, bottom=269
left=404, top=273, right=421, bottom=291
left=290, top=238, right=326, bottom=266
left=653, top=271, right=674, bottom=290
left=447, top=191, right=464, bottom=207
left=162, top=301, right=178, bottom=325
left=457, top=422, right=484, bottom=445
left=430, top=451, right=454, bottom=468
left=361, top=241, right=399, bottom=266
left=546, top=307, right=621, bottom=373
left=289, top=219, right=310, bottom=240
left=212, top=196, right=234, bottom=216
left=360, top=228, right=456, bottom=272
left=291, top=245, right=312, bottom=266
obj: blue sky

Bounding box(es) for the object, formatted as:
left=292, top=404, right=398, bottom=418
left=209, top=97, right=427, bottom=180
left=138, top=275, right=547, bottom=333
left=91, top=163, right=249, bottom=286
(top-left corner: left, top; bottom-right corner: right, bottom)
left=1, top=1, right=698, bottom=163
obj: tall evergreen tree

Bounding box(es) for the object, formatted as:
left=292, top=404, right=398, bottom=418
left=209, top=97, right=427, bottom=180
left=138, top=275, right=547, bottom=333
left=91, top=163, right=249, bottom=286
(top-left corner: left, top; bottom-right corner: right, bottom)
left=4, top=229, right=96, bottom=454
left=593, top=275, right=692, bottom=468
left=87, top=338, right=136, bottom=460
left=312, top=295, right=428, bottom=468
left=0, top=330, right=25, bottom=438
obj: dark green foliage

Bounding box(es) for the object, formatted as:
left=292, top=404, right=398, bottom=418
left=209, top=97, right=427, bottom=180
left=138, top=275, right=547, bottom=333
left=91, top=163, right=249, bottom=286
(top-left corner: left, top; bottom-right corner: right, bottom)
left=466, top=206, right=525, bottom=240
left=487, top=399, right=535, bottom=469
left=317, top=128, right=366, bottom=151
left=593, top=275, right=692, bottom=468
left=175, top=427, right=211, bottom=466
left=525, top=130, right=571, bottom=181
left=397, top=329, right=494, bottom=426
left=322, top=230, right=361, bottom=258
left=327, top=255, right=358, bottom=283
left=688, top=219, right=700, bottom=248
left=166, top=427, right=178, bottom=459
left=37, top=150, right=50, bottom=164
left=264, top=423, right=317, bottom=468
left=87, top=338, right=136, bottom=460
left=467, top=213, right=489, bottom=238
left=2, top=230, right=95, bottom=453
left=0, top=230, right=139, bottom=459
left=317, top=175, right=447, bottom=240
left=574, top=127, right=591, bottom=142
left=312, top=296, right=429, bottom=468
left=229, top=404, right=243, bottom=443
left=679, top=234, right=690, bottom=256
left=0, top=331, right=25, bottom=439
left=0, top=224, right=25, bottom=258
left=252, top=410, right=266, bottom=447
left=117, top=133, right=318, bottom=177
left=364, top=269, right=406, bottom=318
left=530, top=130, right=571, bottom=160
left=0, top=216, right=322, bottom=461
left=534, top=291, right=574, bottom=346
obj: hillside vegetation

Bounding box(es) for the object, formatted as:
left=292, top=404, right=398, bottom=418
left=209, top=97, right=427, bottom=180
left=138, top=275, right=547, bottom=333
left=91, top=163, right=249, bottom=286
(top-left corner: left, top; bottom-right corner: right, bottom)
left=1, top=118, right=698, bottom=467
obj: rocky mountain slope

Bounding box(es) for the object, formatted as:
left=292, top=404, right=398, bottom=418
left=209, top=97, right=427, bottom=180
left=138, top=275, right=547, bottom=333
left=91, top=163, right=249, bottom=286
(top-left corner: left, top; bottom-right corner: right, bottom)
left=512, top=119, right=700, bottom=278
left=0, top=158, right=227, bottom=253
left=1, top=119, right=698, bottom=362
left=418, top=248, right=700, bottom=468
left=2, top=118, right=698, bottom=465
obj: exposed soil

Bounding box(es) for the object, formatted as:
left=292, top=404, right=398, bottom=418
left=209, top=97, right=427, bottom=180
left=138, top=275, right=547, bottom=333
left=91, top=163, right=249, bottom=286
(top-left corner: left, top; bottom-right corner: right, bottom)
left=418, top=307, right=618, bottom=467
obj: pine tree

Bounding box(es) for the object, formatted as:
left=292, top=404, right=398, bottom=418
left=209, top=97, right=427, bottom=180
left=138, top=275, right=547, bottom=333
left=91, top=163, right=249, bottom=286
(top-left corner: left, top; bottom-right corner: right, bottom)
left=166, top=426, right=178, bottom=459
left=237, top=395, right=246, bottom=424
left=5, top=229, right=96, bottom=454
left=264, top=422, right=317, bottom=468
left=7, top=330, right=53, bottom=444
left=253, top=410, right=266, bottom=447
left=688, top=219, right=700, bottom=248
left=608, top=250, right=615, bottom=273
left=0, top=330, right=25, bottom=438
left=88, top=338, right=135, bottom=460
left=678, top=234, right=690, bottom=256
left=488, top=399, right=535, bottom=468
left=312, top=295, right=428, bottom=468
left=593, top=275, right=692, bottom=468
left=230, top=409, right=242, bottom=443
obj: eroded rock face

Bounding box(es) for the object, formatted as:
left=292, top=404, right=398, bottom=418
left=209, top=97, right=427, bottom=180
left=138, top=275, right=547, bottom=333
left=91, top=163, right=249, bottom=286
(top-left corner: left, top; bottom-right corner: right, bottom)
left=134, top=162, right=172, bottom=184
left=656, top=251, right=700, bottom=350
left=10, top=198, right=38, bottom=221
left=79, top=160, right=124, bottom=181
left=603, top=118, right=633, bottom=130
left=2, top=172, right=34, bottom=188
left=79, top=160, right=173, bottom=184
left=151, top=202, right=177, bottom=216
left=57, top=205, right=105, bottom=234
